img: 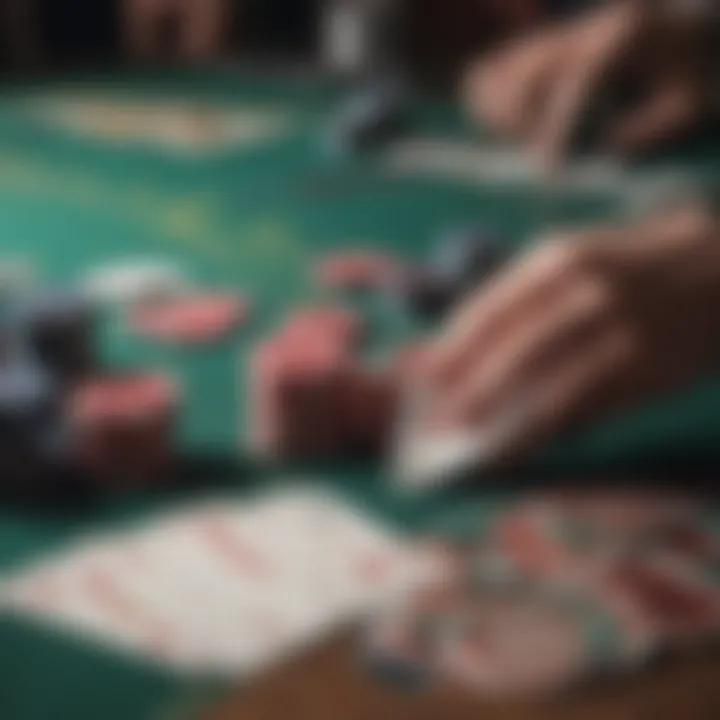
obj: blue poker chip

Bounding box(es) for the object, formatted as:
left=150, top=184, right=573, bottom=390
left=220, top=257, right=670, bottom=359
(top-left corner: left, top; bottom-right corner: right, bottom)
left=432, top=226, right=504, bottom=293
left=381, top=266, right=455, bottom=320
left=0, top=358, right=54, bottom=418
left=12, top=288, right=95, bottom=381
left=327, top=81, right=411, bottom=155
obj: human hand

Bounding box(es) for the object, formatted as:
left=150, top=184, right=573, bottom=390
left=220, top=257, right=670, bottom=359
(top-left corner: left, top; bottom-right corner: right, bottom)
left=420, top=204, right=720, bottom=462
left=463, top=1, right=717, bottom=166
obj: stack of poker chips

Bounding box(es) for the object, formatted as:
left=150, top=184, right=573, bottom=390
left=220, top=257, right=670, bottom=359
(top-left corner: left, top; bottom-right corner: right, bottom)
left=67, top=373, right=180, bottom=486
left=363, top=491, right=720, bottom=697
left=248, top=305, right=399, bottom=462
left=0, top=288, right=96, bottom=493
left=0, top=284, right=181, bottom=493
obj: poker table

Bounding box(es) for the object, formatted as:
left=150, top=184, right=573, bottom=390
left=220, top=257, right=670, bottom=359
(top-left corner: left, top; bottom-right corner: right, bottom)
left=0, top=66, right=719, bottom=720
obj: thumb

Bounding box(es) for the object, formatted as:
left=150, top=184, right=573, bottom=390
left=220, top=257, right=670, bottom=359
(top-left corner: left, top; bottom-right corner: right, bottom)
left=606, top=84, right=701, bottom=156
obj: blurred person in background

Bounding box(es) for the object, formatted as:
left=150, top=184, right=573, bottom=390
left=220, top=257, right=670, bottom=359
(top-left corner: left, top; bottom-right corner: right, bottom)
left=122, top=0, right=231, bottom=62
left=0, top=0, right=42, bottom=69
left=464, top=0, right=718, bottom=166
left=420, top=0, right=720, bottom=465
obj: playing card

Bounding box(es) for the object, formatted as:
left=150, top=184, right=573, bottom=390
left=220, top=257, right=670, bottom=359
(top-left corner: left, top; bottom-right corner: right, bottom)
left=384, top=137, right=694, bottom=207
left=1, top=486, right=414, bottom=678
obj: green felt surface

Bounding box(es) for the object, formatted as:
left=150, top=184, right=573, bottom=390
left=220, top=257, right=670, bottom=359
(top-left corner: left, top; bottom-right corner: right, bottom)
left=0, top=67, right=718, bottom=720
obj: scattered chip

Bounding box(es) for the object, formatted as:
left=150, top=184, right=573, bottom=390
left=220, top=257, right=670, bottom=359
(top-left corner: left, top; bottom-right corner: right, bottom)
left=315, top=251, right=399, bottom=291
left=281, top=306, right=364, bottom=352
left=432, top=226, right=504, bottom=293
left=381, top=266, right=454, bottom=319
left=128, top=293, right=248, bottom=344
left=83, top=260, right=187, bottom=307
left=438, top=596, right=592, bottom=697
left=600, top=557, right=720, bottom=649
left=328, top=81, right=411, bottom=155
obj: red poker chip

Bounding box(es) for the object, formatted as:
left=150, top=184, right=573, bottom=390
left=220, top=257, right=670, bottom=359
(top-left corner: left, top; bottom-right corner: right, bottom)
left=599, top=557, right=720, bottom=646
left=281, top=306, right=364, bottom=353
left=538, top=491, right=698, bottom=539
left=71, top=373, right=178, bottom=422
left=128, top=293, right=248, bottom=344
left=315, top=251, right=400, bottom=290
left=493, top=510, right=573, bottom=579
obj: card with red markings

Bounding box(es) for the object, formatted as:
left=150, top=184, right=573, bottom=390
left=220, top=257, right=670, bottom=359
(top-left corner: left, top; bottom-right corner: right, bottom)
left=2, top=487, right=412, bottom=677
left=127, top=293, right=248, bottom=344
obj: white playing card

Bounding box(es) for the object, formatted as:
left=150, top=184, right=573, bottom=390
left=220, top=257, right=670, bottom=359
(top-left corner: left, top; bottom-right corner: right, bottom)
left=2, top=486, right=416, bottom=678
left=384, top=136, right=694, bottom=206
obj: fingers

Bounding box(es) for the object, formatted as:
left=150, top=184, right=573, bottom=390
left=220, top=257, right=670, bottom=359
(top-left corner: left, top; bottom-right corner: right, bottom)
left=491, top=323, right=638, bottom=462
left=463, top=29, right=567, bottom=139
left=181, top=0, right=228, bottom=61
left=428, top=230, right=622, bottom=386
left=606, top=84, right=702, bottom=156
left=123, top=0, right=167, bottom=60
left=532, top=4, right=639, bottom=166
left=436, top=275, right=616, bottom=426
left=123, top=0, right=227, bottom=62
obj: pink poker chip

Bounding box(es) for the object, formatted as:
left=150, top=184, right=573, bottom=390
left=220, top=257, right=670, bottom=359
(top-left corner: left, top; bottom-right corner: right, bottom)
left=128, top=293, right=249, bottom=344
left=71, top=373, right=178, bottom=422
left=315, top=251, right=400, bottom=290
left=599, top=557, right=720, bottom=647
left=281, top=306, right=364, bottom=353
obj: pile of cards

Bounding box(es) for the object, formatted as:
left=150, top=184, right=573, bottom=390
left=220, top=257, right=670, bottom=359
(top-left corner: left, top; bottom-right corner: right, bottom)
left=1, top=487, right=416, bottom=677
left=363, top=489, right=720, bottom=697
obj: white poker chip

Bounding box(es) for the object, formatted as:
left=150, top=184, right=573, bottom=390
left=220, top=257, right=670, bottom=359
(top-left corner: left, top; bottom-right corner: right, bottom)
left=82, top=260, right=188, bottom=307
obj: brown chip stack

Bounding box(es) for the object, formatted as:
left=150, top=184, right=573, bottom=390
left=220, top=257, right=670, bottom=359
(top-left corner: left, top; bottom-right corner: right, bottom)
left=68, top=373, right=180, bottom=485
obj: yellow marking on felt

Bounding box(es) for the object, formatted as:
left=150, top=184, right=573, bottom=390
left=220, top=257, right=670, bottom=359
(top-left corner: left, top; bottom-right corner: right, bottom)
left=246, top=220, right=303, bottom=260
left=153, top=196, right=237, bottom=264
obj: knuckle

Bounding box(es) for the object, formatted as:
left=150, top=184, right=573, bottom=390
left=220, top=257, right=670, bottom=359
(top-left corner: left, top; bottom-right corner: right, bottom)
left=580, top=274, right=618, bottom=319
left=534, top=235, right=587, bottom=277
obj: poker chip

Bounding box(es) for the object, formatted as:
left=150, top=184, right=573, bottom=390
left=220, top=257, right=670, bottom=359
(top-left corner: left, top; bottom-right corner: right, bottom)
left=437, top=594, right=591, bottom=697
left=315, top=251, right=400, bottom=291
left=69, top=373, right=180, bottom=485
left=597, top=555, right=720, bottom=650
left=248, top=334, right=351, bottom=461
left=128, top=293, right=248, bottom=344
left=344, top=366, right=398, bottom=454
left=281, top=306, right=364, bottom=353
left=381, top=266, right=455, bottom=319
left=83, top=260, right=188, bottom=308
left=431, top=226, right=504, bottom=293
left=15, top=288, right=96, bottom=383
left=328, top=82, right=411, bottom=155
left=540, top=490, right=699, bottom=542
left=71, top=373, right=179, bottom=423
left=0, top=357, right=61, bottom=486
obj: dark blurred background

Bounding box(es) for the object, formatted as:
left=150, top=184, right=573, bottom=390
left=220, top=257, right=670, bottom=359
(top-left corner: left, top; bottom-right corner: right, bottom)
left=0, top=0, right=557, bottom=90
